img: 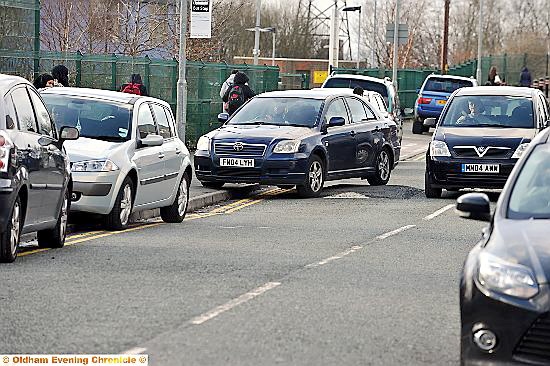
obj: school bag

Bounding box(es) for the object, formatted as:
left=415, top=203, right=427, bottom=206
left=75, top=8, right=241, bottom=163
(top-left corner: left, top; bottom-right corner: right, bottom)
left=227, top=85, right=245, bottom=114
left=121, top=83, right=142, bottom=95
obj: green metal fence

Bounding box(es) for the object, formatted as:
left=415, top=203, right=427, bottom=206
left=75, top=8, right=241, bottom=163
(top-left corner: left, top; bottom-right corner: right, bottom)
left=0, top=50, right=279, bottom=147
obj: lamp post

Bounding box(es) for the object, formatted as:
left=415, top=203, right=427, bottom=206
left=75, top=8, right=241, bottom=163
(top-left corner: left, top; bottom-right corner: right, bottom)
left=476, top=0, right=483, bottom=84
left=176, top=0, right=188, bottom=141
left=253, top=0, right=261, bottom=65
left=343, top=6, right=362, bottom=69
left=246, top=27, right=277, bottom=66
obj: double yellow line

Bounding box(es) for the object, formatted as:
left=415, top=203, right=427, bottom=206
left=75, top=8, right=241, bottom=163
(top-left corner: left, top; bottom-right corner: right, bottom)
left=18, top=188, right=290, bottom=258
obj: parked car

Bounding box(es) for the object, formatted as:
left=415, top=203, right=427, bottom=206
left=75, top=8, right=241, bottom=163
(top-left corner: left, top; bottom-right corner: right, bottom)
left=194, top=89, right=400, bottom=197
left=456, top=127, right=550, bottom=365
left=41, top=88, right=192, bottom=230
left=413, top=74, right=477, bottom=134
left=0, top=74, right=79, bottom=262
left=321, top=73, right=403, bottom=141
left=425, top=86, right=549, bottom=198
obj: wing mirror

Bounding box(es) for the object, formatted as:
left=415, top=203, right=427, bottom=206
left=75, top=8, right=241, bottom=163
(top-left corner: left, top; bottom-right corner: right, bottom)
left=39, top=126, right=79, bottom=148
left=218, top=113, right=230, bottom=123
left=423, top=117, right=437, bottom=128
left=140, top=134, right=163, bottom=147
left=327, top=116, right=346, bottom=128
left=456, top=193, right=491, bottom=222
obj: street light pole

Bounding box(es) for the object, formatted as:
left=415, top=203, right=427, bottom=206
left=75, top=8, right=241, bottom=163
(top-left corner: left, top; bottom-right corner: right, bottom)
left=476, top=0, right=483, bottom=84
left=176, top=0, right=188, bottom=142
left=372, top=0, right=377, bottom=68
left=357, top=8, right=361, bottom=69
left=253, top=0, right=261, bottom=65
left=392, top=0, right=399, bottom=89
left=271, top=30, right=276, bottom=66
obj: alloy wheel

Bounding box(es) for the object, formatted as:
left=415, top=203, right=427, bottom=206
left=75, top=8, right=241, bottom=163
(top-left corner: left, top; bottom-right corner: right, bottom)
left=119, top=184, right=132, bottom=226
left=309, top=161, right=323, bottom=192
left=379, top=151, right=390, bottom=181
left=177, top=178, right=189, bottom=216
left=10, top=201, right=20, bottom=257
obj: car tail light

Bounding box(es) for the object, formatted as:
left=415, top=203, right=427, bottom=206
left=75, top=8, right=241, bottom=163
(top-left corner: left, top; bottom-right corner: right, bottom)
left=417, top=97, right=432, bottom=104
left=0, top=132, right=13, bottom=173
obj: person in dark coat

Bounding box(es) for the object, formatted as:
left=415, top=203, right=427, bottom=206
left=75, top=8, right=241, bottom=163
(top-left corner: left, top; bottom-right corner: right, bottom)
left=520, top=67, right=532, bottom=87
left=120, top=74, right=148, bottom=96
left=33, top=73, right=54, bottom=89
left=222, top=71, right=255, bottom=115
left=52, top=65, right=69, bottom=87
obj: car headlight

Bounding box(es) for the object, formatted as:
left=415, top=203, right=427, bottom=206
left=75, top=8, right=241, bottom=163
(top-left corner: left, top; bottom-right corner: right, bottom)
left=72, top=159, right=119, bottom=172
left=430, top=140, right=451, bottom=158
left=196, top=136, right=210, bottom=152
left=512, top=143, right=530, bottom=159
left=478, top=252, right=539, bottom=299
left=273, top=140, right=301, bottom=154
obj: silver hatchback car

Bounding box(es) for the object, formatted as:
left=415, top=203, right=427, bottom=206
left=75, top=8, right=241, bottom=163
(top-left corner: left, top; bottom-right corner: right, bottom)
left=41, top=88, right=192, bottom=230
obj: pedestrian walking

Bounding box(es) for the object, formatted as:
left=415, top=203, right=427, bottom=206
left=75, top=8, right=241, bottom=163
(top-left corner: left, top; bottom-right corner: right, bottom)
left=520, top=67, right=532, bottom=87
left=486, top=66, right=502, bottom=86
left=33, top=73, right=54, bottom=89
left=51, top=65, right=69, bottom=87
left=222, top=71, right=255, bottom=115
left=120, top=74, right=148, bottom=96
left=220, top=69, right=239, bottom=113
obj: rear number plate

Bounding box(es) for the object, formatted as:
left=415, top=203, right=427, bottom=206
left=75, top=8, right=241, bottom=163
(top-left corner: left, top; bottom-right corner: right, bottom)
left=461, top=164, right=499, bottom=173
left=220, top=158, right=254, bottom=168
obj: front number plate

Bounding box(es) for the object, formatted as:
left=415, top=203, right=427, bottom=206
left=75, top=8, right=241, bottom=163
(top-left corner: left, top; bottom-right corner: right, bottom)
left=461, top=164, right=499, bottom=173
left=220, top=158, right=254, bottom=168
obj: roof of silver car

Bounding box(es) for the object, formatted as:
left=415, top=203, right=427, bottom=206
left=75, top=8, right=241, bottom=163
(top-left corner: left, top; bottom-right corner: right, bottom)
left=258, top=89, right=365, bottom=99
left=40, top=87, right=138, bottom=103
left=455, top=86, right=538, bottom=97
left=0, top=74, right=32, bottom=95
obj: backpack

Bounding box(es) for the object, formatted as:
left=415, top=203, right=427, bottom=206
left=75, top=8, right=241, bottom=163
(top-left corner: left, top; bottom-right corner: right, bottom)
left=227, top=85, right=245, bottom=114
left=121, top=83, right=142, bottom=95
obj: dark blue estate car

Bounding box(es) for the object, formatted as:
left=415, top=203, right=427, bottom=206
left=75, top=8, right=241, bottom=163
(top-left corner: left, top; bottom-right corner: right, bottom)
left=194, top=90, right=401, bottom=197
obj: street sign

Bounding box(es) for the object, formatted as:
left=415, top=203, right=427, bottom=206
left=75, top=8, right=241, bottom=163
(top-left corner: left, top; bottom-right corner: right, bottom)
left=313, top=71, right=328, bottom=84
left=385, top=23, right=408, bottom=45
left=190, top=0, right=212, bottom=38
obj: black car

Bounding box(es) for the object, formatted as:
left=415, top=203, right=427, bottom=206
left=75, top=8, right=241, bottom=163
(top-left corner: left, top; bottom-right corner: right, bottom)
left=457, top=127, right=550, bottom=365
left=194, top=89, right=400, bottom=197
left=425, top=86, right=549, bottom=198
left=0, top=74, right=79, bottom=262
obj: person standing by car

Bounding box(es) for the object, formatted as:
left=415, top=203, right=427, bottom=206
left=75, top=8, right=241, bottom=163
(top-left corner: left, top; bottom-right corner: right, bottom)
left=220, top=69, right=239, bottom=112
left=222, top=71, right=255, bottom=115
left=120, top=74, right=148, bottom=96
left=520, top=67, right=532, bottom=87
left=486, top=66, right=502, bottom=86
left=33, top=73, right=54, bottom=89
left=52, top=65, right=70, bottom=87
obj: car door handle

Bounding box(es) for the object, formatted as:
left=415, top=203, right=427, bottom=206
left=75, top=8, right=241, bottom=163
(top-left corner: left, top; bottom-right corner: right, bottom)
left=175, top=148, right=182, bottom=155
left=349, top=130, right=356, bottom=137
left=158, top=153, right=165, bottom=159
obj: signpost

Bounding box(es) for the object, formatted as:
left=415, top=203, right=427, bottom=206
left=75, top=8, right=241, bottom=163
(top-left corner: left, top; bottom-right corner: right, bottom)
left=190, top=0, right=212, bottom=39
left=385, top=23, right=408, bottom=45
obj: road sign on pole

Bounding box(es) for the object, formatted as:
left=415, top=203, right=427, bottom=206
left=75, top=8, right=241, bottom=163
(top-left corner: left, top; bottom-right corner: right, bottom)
left=385, top=23, right=408, bottom=45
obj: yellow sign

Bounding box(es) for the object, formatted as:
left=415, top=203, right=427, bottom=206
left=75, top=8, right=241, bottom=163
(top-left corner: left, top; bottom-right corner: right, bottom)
left=313, top=71, right=328, bottom=84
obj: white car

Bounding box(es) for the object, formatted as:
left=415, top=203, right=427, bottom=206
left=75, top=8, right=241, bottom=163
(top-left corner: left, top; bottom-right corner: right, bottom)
left=41, top=88, right=192, bottom=230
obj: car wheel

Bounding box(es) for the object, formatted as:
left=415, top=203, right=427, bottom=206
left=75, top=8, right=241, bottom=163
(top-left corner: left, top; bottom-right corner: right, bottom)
left=412, top=119, right=424, bottom=134
left=367, top=149, right=392, bottom=186
left=161, top=172, right=190, bottom=223
left=37, top=188, right=69, bottom=248
left=200, top=181, right=225, bottom=189
left=425, top=171, right=442, bottom=198
left=296, top=155, right=324, bottom=198
left=105, top=177, right=133, bottom=231
left=0, top=196, right=22, bottom=263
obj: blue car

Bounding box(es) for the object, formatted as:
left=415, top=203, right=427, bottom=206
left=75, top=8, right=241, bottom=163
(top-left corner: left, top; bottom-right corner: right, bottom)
left=194, top=89, right=400, bottom=197
left=413, top=74, right=477, bottom=134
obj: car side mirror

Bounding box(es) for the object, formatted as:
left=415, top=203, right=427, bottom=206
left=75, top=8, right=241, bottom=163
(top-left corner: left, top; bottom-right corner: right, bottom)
left=140, top=134, right=163, bottom=147
left=60, top=126, right=79, bottom=141
left=327, top=116, right=346, bottom=128
left=456, top=193, right=491, bottom=222
left=424, top=117, right=437, bottom=128
left=218, top=113, right=230, bottom=123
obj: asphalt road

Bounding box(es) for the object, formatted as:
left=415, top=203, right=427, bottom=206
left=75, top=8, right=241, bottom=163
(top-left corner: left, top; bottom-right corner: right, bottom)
left=0, top=126, right=490, bottom=365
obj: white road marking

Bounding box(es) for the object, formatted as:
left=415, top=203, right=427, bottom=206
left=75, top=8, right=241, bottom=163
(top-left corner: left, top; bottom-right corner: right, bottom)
left=122, top=347, right=147, bottom=355
left=189, top=282, right=281, bottom=325
left=376, top=225, right=416, bottom=240
left=423, top=204, right=455, bottom=221
left=219, top=226, right=245, bottom=229
left=305, top=245, right=363, bottom=268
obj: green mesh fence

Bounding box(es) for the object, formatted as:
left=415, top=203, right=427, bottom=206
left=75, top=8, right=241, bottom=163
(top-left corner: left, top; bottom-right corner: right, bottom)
left=0, top=0, right=39, bottom=52
left=0, top=50, right=279, bottom=147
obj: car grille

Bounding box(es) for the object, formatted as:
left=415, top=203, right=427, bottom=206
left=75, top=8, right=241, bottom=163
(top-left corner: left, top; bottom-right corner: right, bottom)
left=216, top=168, right=261, bottom=178
left=214, top=142, right=266, bottom=157
left=514, top=313, right=550, bottom=364
left=452, top=146, right=512, bottom=159
left=439, top=173, right=509, bottom=186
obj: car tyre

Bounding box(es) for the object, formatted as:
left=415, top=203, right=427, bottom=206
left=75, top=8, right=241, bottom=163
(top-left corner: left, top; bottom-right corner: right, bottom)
left=297, top=155, right=324, bottom=198
left=161, top=172, right=190, bottom=223
left=367, top=149, right=392, bottom=186
left=37, top=188, right=69, bottom=248
left=412, top=119, right=424, bottom=134
left=0, top=196, right=22, bottom=263
left=105, top=177, right=134, bottom=231
left=425, top=171, right=442, bottom=198
left=200, top=181, right=225, bottom=189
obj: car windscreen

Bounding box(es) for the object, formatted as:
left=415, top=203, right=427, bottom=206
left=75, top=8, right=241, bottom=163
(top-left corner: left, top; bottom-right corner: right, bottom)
left=423, top=77, right=473, bottom=93
left=508, top=144, right=550, bottom=219
left=324, top=78, right=388, bottom=98
left=42, top=94, right=132, bottom=142
left=440, top=95, right=534, bottom=128
left=227, top=97, right=322, bottom=128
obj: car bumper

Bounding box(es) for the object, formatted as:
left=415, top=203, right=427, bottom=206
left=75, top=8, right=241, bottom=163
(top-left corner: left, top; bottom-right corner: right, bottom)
left=461, top=277, right=549, bottom=365
left=427, top=157, right=517, bottom=189
left=194, top=152, right=309, bottom=185
left=415, top=106, right=443, bottom=119
left=70, top=171, right=119, bottom=215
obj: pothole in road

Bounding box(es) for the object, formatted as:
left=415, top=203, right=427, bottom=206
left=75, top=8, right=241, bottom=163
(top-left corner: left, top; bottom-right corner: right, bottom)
left=321, top=184, right=424, bottom=199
